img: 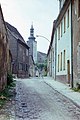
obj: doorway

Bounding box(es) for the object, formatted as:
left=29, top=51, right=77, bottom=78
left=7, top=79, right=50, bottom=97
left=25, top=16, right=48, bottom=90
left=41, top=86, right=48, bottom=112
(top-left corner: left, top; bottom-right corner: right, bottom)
left=67, top=60, right=70, bottom=84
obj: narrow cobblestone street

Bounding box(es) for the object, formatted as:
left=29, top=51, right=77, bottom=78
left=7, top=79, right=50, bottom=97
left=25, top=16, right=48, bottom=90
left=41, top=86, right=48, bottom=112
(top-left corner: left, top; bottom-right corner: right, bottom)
left=15, top=78, right=80, bottom=120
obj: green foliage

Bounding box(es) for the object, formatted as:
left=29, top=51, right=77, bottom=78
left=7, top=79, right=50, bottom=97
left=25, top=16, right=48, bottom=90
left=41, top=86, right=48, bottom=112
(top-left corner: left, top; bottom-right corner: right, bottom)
left=76, top=82, right=80, bottom=89
left=7, top=73, right=16, bottom=87
left=0, top=73, right=16, bottom=108
left=72, top=82, right=80, bottom=92
left=44, top=64, right=47, bottom=72
left=0, top=99, right=6, bottom=108
left=0, top=87, right=12, bottom=108
left=37, top=64, right=44, bottom=70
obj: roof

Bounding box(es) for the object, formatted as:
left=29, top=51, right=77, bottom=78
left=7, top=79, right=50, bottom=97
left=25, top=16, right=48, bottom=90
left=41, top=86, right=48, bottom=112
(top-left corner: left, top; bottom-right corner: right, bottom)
left=6, top=22, right=25, bottom=42
left=47, top=20, right=56, bottom=56
left=6, top=22, right=29, bottom=49
left=0, top=5, right=8, bottom=42
left=55, top=0, right=70, bottom=27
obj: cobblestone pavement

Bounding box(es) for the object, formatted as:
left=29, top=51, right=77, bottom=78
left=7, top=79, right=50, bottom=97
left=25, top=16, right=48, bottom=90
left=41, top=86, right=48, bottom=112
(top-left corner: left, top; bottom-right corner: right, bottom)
left=15, top=78, right=80, bottom=120
left=0, top=89, right=16, bottom=120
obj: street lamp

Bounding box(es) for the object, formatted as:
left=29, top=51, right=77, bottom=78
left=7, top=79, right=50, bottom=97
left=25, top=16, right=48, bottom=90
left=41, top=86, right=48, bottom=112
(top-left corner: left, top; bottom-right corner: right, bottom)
left=36, top=35, right=50, bottom=43
left=36, top=34, right=53, bottom=52
left=36, top=34, right=53, bottom=50
left=36, top=34, right=53, bottom=53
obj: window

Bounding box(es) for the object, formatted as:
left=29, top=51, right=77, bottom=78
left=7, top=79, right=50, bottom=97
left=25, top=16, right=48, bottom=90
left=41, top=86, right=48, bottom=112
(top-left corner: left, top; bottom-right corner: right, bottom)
left=77, top=43, right=80, bottom=72
left=64, top=16, right=66, bottom=33
left=59, top=0, right=61, bottom=10
left=58, top=25, right=60, bottom=40
left=78, top=0, right=80, bottom=18
left=19, top=46, right=22, bottom=52
left=23, top=50, right=25, bottom=62
left=67, top=9, right=69, bottom=27
left=63, top=50, right=66, bottom=70
left=26, top=49, right=28, bottom=56
left=58, top=55, right=59, bottom=72
left=26, top=64, right=28, bottom=71
left=60, top=52, right=62, bottom=71
left=18, top=63, right=23, bottom=70
left=61, top=21, right=63, bottom=37
left=22, top=64, right=25, bottom=71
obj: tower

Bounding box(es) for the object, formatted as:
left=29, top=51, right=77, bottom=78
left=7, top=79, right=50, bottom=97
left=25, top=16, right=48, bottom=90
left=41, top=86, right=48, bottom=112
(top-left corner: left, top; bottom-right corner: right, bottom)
left=27, top=24, right=37, bottom=64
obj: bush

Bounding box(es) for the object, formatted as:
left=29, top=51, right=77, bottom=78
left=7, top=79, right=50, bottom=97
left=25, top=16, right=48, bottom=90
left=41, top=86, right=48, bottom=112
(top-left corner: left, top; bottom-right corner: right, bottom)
left=0, top=73, right=16, bottom=108
left=72, top=82, right=80, bottom=92
left=7, top=73, right=15, bottom=87
left=76, top=82, right=80, bottom=89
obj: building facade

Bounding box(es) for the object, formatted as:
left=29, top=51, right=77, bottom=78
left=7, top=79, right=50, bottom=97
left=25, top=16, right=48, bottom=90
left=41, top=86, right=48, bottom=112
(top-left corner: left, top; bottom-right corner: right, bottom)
left=47, top=0, right=80, bottom=87
left=0, top=5, right=9, bottom=91
left=47, top=21, right=56, bottom=78
left=6, top=22, right=29, bottom=78
left=47, top=0, right=72, bottom=85
left=47, top=49, right=52, bottom=77
left=29, top=55, right=35, bottom=77
left=72, top=0, right=80, bottom=86
left=27, top=24, right=37, bottom=64
left=56, top=0, right=71, bottom=84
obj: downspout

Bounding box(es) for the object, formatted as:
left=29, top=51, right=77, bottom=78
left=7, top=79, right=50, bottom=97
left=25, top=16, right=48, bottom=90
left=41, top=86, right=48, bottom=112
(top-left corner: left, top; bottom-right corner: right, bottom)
left=55, top=29, right=57, bottom=80
left=71, top=0, right=73, bottom=88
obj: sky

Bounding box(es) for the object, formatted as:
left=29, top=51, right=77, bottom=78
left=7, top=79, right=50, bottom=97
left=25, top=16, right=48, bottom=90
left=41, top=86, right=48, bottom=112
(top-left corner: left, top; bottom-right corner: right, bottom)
left=0, top=0, right=59, bottom=54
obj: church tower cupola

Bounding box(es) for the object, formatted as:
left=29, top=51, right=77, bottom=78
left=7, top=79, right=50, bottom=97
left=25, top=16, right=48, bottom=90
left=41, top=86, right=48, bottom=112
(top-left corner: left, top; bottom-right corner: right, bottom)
left=30, top=24, right=34, bottom=37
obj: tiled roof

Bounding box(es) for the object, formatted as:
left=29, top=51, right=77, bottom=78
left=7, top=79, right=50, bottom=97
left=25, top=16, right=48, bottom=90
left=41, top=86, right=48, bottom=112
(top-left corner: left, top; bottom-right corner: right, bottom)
left=5, top=22, right=25, bottom=42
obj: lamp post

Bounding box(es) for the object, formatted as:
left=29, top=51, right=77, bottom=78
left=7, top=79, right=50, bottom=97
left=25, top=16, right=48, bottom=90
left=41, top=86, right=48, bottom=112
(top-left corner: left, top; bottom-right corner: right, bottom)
left=36, top=34, right=52, bottom=50
left=36, top=35, right=50, bottom=43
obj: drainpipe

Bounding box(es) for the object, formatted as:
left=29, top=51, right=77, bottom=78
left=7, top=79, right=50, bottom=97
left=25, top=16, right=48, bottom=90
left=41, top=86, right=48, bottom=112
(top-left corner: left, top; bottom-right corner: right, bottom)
left=55, top=29, right=57, bottom=80
left=71, top=0, right=73, bottom=88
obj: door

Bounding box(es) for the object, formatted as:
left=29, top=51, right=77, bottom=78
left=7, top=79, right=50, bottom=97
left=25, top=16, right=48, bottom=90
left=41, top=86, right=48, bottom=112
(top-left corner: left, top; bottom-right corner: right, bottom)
left=67, top=60, right=70, bottom=84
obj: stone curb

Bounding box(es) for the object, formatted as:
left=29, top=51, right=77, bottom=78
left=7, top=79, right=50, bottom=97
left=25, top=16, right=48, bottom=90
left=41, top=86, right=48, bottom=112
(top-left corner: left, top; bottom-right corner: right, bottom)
left=44, top=81, right=80, bottom=109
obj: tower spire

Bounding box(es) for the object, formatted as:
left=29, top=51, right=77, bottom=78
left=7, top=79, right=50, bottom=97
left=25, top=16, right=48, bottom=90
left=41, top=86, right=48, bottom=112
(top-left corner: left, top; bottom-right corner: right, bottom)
left=30, top=22, right=34, bottom=37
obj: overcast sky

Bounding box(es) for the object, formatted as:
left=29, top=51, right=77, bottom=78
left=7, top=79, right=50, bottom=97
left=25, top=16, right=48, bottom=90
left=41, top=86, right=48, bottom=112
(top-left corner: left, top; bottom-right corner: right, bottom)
left=0, top=0, right=59, bottom=53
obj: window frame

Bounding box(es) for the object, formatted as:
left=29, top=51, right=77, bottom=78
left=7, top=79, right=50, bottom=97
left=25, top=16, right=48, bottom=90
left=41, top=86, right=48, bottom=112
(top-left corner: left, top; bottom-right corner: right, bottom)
left=64, top=16, right=66, bottom=33
left=58, top=25, right=60, bottom=40
left=63, top=50, right=66, bottom=70
left=61, top=21, right=63, bottom=37
left=58, top=54, right=59, bottom=72
left=60, top=52, right=62, bottom=71
left=67, top=9, right=69, bottom=28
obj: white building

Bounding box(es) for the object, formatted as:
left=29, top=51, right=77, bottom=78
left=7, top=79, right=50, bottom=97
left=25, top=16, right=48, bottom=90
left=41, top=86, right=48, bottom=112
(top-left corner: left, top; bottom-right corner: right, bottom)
left=47, top=21, right=56, bottom=78
left=47, top=0, right=72, bottom=85
left=47, top=0, right=80, bottom=88
left=56, top=0, right=71, bottom=84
